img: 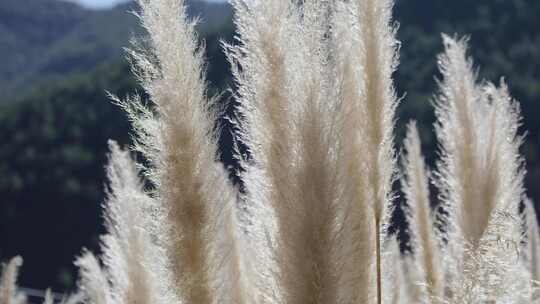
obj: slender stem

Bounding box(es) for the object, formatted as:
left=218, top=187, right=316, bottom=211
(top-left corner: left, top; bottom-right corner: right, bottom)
left=376, top=217, right=382, bottom=304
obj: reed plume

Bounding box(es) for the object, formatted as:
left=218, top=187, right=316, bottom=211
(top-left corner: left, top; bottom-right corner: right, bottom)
left=327, top=3, right=376, bottom=302
left=227, top=1, right=343, bottom=302
left=434, top=35, right=527, bottom=302
left=0, top=257, right=25, bottom=304
left=72, top=142, right=172, bottom=304
left=74, top=251, right=112, bottom=304
left=402, top=122, right=444, bottom=302
left=99, top=140, right=167, bottom=304
left=42, top=290, right=53, bottom=304
left=115, top=0, right=248, bottom=303
left=526, top=198, right=540, bottom=283
left=524, top=198, right=540, bottom=301
left=350, top=0, right=400, bottom=302
left=381, top=238, right=410, bottom=304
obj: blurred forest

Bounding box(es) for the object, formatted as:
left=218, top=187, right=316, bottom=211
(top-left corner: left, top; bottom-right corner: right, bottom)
left=0, top=0, right=539, bottom=293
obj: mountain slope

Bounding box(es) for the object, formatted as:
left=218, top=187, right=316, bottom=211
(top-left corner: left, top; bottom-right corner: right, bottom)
left=0, top=0, right=233, bottom=101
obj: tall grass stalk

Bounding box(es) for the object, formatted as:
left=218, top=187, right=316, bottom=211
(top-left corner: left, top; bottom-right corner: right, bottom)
left=115, top=0, right=248, bottom=302
left=434, top=35, right=527, bottom=302
left=350, top=1, right=400, bottom=302
left=402, top=122, right=444, bottom=302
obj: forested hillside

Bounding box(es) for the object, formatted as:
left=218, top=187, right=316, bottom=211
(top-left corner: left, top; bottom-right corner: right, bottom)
left=0, top=0, right=539, bottom=293
left=0, top=0, right=232, bottom=100
left=394, top=0, right=540, bottom=199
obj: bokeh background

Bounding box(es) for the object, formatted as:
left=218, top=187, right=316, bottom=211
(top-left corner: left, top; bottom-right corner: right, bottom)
left=0, top=0, right=539, bottom=297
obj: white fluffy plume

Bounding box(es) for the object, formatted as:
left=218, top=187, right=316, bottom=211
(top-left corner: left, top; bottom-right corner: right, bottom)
left=525, top=198, right=540, bottom=283
left=42, top=290, right=53, bottom=304
left=402, top=122, right=444, bottom=302
left=434, top=35, right=527, bottom=303
left=226, top=0, right=400, bottom=303
left=100, top=140, right=166, bottom=304
left=348, top=0, right=400, bottom=302
left=74, top=251, right=113, bottom=304
left=114, top=0, right=249, bottom=303
left=227, top=0, right=335, bottom=302
left=0, top=256, right=26, bottom=304
left=73, top=142, right=169, bottom=304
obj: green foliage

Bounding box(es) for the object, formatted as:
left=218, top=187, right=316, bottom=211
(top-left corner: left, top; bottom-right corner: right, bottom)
left=393, top=0, right=540, bottom=200
left=0, top=0, right=234, bottom=101
left=0, top=0, right=137, bottom=100
left=0, top=62, right=135, bottom=291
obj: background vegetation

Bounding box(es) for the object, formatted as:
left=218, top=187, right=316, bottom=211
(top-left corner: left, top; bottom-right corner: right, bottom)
left=0, top=0, right=538, bottom=293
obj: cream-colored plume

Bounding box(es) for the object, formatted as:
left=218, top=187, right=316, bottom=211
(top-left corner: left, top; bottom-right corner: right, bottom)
left=74, top=251, right=113, bottom=304
left=115, top=0, right=248, bottom=303
left=0, top=256, right=26, bottom=304
left=42, top=289, right=53, bottom=304
left=434, top=35, right=527, bottom=302
left=382, top=237, right=411, bottom=304
left=227, top=0, right=400, bottom=302
left=348, top=0, right=400, bottom=302
left=99, top=140, right=167, bottom=304
left=402, top=122, right=444, bottom=302
left=525, top=198, right=540, bottom=300
left=526, top=199, right=540, bottom=283
left=226, top=1, right=340, bottom=302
